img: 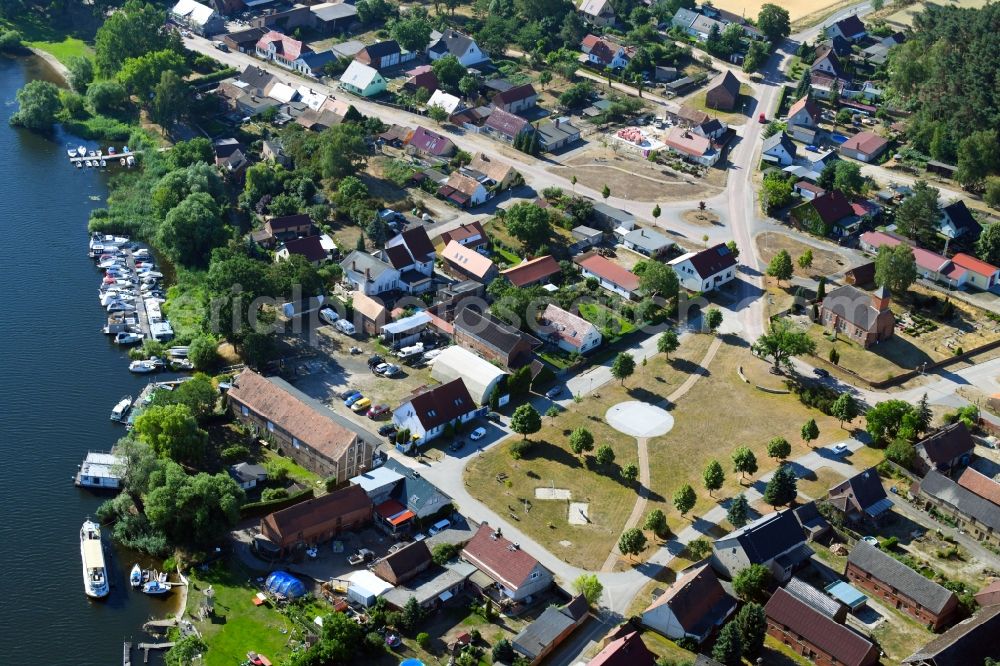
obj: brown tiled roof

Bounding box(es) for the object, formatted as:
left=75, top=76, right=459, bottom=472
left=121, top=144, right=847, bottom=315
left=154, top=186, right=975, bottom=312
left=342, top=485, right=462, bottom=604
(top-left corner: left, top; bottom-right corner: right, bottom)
left=280, top=235, right=327, bottom=263
left=440, top=221, right=487, bottom=246
left=588, top=631, right=657, bottom=666
left=957, top=468, right=1000, bottom=506
left=406, top=378, right=475, bottom=430
left=903, top=604, right=1000, bottom=664
left=493, top=83, right=536, bottom=105
left=643, top=562, right=735, bottom=634
left=467, top=153, right=514, bottom=183
left=262, top=485, right=371, bottom=542
left=575, top=252, right=640, bottom=292
left=787, top=95, right=821, bottom=123
left=765, top=588, right=877, bottom=666
left=462, top=524, right=544, bottom=591
left=375, top=540, right=431, bottom=584
left=842, top=131, right=888, bottom=156
left=445, top=172, right=483, bottom=197
left=267, top=213, right=313, bottom=234
left=228, top=369, right=359, bottom=462
left=811, top=190, right=855, bottom=224
left=918, top=422, right=974, bottom=467
left=500, top=255, right=561, bottom=287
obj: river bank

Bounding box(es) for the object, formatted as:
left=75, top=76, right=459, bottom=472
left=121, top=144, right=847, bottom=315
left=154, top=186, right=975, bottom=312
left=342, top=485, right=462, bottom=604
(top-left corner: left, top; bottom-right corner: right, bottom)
left=26, top=45, right=69, bottom=84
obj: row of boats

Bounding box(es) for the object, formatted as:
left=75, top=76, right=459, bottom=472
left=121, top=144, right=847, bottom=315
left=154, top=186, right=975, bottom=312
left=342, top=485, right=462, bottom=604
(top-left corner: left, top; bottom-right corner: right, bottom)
left=69, top=144, right=135, bottom=169
left=80, top=519, right=173, bottom=598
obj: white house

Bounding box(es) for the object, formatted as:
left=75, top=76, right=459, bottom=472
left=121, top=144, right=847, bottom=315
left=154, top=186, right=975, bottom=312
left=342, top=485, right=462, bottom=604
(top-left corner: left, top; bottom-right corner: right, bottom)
left=380, top=227, right=436, bottom=293
left=761, top=132, right=797, bottom=167
left=340, top=250, right=400, bottom=295
left=574, top=252, right=641, bottom=300
left=668, top=243, right=738, bottom=293
left=825, top=14, right=867, bottom=42
left=170, top=0, right=225, bottom=36
left=538, top=304, right=602, bottom=354
left=427, top=29, right=488, bottom=67
left=440, top=172, right=488, bottom=208
left=642, top=562, right=737, bottom=644
left=391, top=379, right=478, bottom=449
left=427, top=89, right=464, bottom=115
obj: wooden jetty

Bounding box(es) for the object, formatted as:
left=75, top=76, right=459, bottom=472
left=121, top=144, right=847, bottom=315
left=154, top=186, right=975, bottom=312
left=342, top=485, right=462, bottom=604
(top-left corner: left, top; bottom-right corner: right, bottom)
left=68, top=150, right=140, bottom=166
left=125, top=251, right=152, bottom=340
left=123, top=641, right=132, bottom=666
left=138, top=642, right=175, bottom=663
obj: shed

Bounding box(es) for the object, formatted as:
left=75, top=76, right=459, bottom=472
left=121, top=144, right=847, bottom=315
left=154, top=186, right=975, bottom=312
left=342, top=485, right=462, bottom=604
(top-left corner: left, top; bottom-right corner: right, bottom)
left=825, top=580, right=868, bottom=611
left=347, top=569, right=394, bottom=606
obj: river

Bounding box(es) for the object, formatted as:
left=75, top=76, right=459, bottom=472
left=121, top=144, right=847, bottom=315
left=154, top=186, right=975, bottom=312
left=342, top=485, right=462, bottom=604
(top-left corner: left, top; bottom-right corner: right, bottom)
left=0, top=54, right=176, bottom=665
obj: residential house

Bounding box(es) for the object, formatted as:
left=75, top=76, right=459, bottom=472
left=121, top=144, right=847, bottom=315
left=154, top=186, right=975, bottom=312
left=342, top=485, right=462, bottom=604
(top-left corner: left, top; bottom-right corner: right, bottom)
left=950, top=253, right=999, bottom=290
left=467, top=153, right=517, bottom=190
left=275, top=235, right=330, bottom=266
left=623, top=227, right=673, bottom=258
left=786, top=95, right=821, bottom=142
left=912, top=247, right=952, bottom=281
left=858, top=229, right=909, bottom=254
left=428, top=89, right=464, bottom=115
left=406, top=126, right=456, bottom=159
left=228, top=370, right=377, bottom=482
left=939, top=200, right=982, bottom=244
left=352, top=291, right=388, bottom=335
left=903, top=604, right=1000, bottom=665
left=795, top=181, right=826, bottom=201
left=404, top=67, right=438, bottom=94
left=392, top=378, right=478, bottom=448
left=828, top=467, right=894, bottom=525
left=575, top=252, right=641, bottom=299
left=355, top=40, right=408, bottom=70
left=764, top=588, right=880, bottom=666
left=462, top=524, right=554, bottom=601
left=571, top=225, right=604, bottom=251
left=792, top=190, right=855, bottom=236
left=840, top=131, right=889, bottom=163
left=957, top=467, right=1000, bottom=506
left=431, top=346, right=506, bottom=405
left=689, top=14, right=727, bottom=40
left=705, top=71, right=740, bottom=112
left=592, top=203, right=635, bottom=233
left=256, top=31, right=330, bottom=76
left=439, top=220, right=488, bottom=251
left=381, top=227, right=436, bottom=294
left=439, top=172, right=488, bottom=208
left=537, top=119, right=582, bottom=152
left=339, top=60, right=387, bottom=97
left=693, top=118, right=727, bottom=141
left=846, top=541, right=958, bottom=630
left=373, top=541, right=433, bottom=586
left=641, top=562, right=736, bottom=644
left=710, top=509, right=813, bottom=583
left=793, top=501, right=833, bottom=542
left=224, top=27, right=266, bottom=53
left=229, top=462, right=267, bottom=490
left=340, top=251, right=400, bottom=296
left=453, top=307, right=541, bottom=369
left=427, top=28, right=488, bottom=67
left=483, top=108, right=532, bottom=144
left=762, top=132, right=797, bottom=167
left=171, top=0, right=225, bottom=35
left=863, top=33, right=904, bottom=65
left=913, top=422, right=975, bottom=477
left=668, top=243, right=738, bottom=293
left=442, top=240, right=498, bottom=283
left=588, top=630, right=657, bottom=666
left=295, top=108, right=342, bottom=132
left=513, top=595, right=589, bottom=665
left=826, top=14, right=867, bottom=42
left=538, top=304, right=602, bottom=355
left=294, top=50, right=336, bottom=77
left=353, top=458, right=452, bottom=534
left=784, top=577, right=848, bottom=622
left=819, top=284, right=894, bottom=348
left=490, top=83, right=538, bottom=114
left=664, top=127, right=719, bottom=166
left=252, top=213, right=315, bottom=248
left=310, top=2, right=358, bottom=34
left=583, top=36, right=632, bottom=69
left=213, top=137, right=248, bottom=181
left=671, top=7, right=700, bottom=33
left=500, top=255, right=562, bottom=288
left=914, top=471, right=1000, bottom=548
left=811, top=44, right=845, bottom=79
left=261, top=138, right=290, bottom=166
left=578, top=0, right=616, bottom=27
left=259, top=484, right=372, bottom=554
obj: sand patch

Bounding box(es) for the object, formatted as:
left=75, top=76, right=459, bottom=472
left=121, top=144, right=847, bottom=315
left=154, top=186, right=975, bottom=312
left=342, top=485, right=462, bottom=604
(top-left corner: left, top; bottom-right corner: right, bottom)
left=536, top=488, right=572, bottom=500
left=569, top=503, right=591, bottom=525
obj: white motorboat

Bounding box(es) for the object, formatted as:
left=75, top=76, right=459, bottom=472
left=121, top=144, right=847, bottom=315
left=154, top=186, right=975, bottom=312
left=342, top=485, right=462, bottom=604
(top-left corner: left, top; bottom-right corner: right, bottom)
left=100, top=159, right=107, bottom=168
left=88, top=150, right=95, bottom=158
left=133, top=248, right=150, bottom=258
left=119, top=157, right=126, bottom=166
left=130, top=563, right=142, bottom=588
left=142, top=580, right=171, bottom=595
left=96, top=149, right=102, bottom=157
left=126, top=155, right=135, bottom=167
left=115, top=332, right=143, bottom=345
left=67, top=147, right=78, bottom=158
left=76, top=161, right=82, bottom=169
left=129, top=359, right=162, bottom=374
left=80, top=519, right=109, bottom=599
left=85, top=160, right=93, bottom=168
left=77, top=145, right=86, bottom=156
left=107, top=302, right=136, bottom=313
left=110, top=396, right=132, bottom=422
left=167, top=346, right=189, bottom=358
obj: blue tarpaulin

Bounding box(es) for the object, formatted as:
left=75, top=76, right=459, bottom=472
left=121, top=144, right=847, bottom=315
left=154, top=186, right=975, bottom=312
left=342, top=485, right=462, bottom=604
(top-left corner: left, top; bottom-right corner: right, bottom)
left=265, top=571, right=307, bottom=598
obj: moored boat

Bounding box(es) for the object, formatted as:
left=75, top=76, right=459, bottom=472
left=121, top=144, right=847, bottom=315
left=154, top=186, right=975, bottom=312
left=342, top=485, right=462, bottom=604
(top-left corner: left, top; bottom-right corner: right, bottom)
left=129, top=359, right=163, bottom=374
left=130, top=564, right=142, bottom=588
left=142, top=580, right=171, bottom=595
left=80, top=519, right=109, bottom=598
left=110, top=396, right=132, bottom=422
left=115, top=331, right=143, bottom=345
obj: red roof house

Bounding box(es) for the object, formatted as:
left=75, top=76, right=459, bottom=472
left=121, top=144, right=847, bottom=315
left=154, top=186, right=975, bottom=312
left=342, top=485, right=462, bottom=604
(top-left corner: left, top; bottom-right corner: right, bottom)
left=462, top=524, right=554, bottom=601
left=500, top=255, right=562, bottom=288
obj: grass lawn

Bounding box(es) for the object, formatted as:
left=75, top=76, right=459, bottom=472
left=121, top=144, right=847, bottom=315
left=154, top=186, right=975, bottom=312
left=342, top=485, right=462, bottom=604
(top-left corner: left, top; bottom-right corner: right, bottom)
left=761, top=636, right=813, bottom=665
left=263, top=448, right=323, bottom=487
left=644, top=337, right=855, bottom=536
left=464, top=333, right=714, bottom=569
left=187, top=561, right=302, bottom=666
left=0, top=11, right=97, bottom=66
left=163, top=274, right=208, bottom=344
left=27, top=36, right=93, bottom=65
left=869, top=603, right=936, bottom=665
left=806, top=324, right=930, bottom=383
left=796, top=466, right=845, bottom=501
left=684, top=86, right=755, bottom=125
left=578, top=302, right=637, bottom=339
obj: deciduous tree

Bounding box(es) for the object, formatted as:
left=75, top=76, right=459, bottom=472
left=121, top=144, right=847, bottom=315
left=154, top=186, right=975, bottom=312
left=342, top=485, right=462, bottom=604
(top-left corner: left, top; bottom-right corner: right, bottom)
left=751, top=318, right=816, bottom=373
left=10, top=80, right=60, bottom=130
left=643, top=508, right=668, bottom=537
left=573, top=573, right=603, bottom=605
left=569, top=427, right=594, bottom=456
left=158, top=192, right=228, bottom=267
left=801, top=418, right=820, bottom=447
left=732, top=563, right=772, bottom=602
left=67, top=56, right=94, bottom=93
left=673, top=484, right=697, bottom=517
left=875, top=244, right=917, bottom=294
left=133, top=403, right=208, bottom=464
left=766, top=249, right=793, bottom=283
left=766, top=436, right=791, bottom=460
left=504, top=202, right=551, bottom=249
left=638, top=261, right=679, bottom=299
left=757, top=3, right=790, bottom=42
left=510, top=404, right=542, bottom=440
left=703, top=460, right=725, bottom=496
left=706, top=307, right=723, bottom=333
left=732, top=446, right=758, bottom=480
left=618, top=527, right=647, bottom=558
left=866, top=399, right=915, bottom=446
left=611, top=352, right=636, bottom=385
left=658, top=329, right=680, bottom=358
left=595, top=444, right=615, bottom=466
left=621, top=463, right=639, bottom=484
left=831, top=393, right=859, bottom=428
left=894, top=180, right=941, bottom=245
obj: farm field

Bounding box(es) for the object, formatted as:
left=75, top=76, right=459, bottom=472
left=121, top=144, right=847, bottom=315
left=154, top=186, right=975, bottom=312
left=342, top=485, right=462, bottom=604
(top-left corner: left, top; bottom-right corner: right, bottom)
left=706, top=0, right=853, bottom=24
left=884, top=0, right=992, bottom=26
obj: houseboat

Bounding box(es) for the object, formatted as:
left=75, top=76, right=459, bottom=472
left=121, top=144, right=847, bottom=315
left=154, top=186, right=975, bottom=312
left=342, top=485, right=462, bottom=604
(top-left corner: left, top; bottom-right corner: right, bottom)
left=80, top=519, right=109, bottom=598
left=110, top=396, right=132, bottom=422
left=75, top=451, right=123, bottom=490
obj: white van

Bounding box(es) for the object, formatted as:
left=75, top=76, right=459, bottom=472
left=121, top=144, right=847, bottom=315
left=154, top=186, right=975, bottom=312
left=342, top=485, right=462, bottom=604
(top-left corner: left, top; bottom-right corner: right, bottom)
left=428, top=519, right=450, bottom=535
left=335, top=319, right=356, bottom=336
left=319, top=307, right=339, bottom=325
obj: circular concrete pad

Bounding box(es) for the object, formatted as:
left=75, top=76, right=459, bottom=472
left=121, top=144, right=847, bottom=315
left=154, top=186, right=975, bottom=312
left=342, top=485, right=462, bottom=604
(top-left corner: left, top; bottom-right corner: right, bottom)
left=605, top=401, right=674, bottom=438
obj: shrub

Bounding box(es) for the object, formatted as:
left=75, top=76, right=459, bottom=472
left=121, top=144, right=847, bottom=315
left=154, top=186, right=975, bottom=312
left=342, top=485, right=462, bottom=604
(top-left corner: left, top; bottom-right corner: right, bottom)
left=261, top=488, right=288, bottom=502
left=416, top=632, right=430, bottom=649
left=510, top=439, right=533, bottom=459
left=220, top=444, right=250, bottom=463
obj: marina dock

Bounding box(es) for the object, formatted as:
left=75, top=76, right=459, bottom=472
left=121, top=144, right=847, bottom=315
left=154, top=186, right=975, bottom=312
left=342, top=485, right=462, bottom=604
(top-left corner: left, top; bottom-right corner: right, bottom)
left=124, top=251, right=152, bottom=340
left=138, top=642, right=174, bottom=663
left=68, top=150, right=140, bottom=167
left=123, top=641, right=131, bottom=666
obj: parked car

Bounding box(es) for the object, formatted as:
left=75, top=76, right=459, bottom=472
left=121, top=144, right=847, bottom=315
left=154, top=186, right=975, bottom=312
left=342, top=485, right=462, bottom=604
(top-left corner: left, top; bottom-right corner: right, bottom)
left=831, top=443, right=850, bottom=456
left=449, top=440, right=464, bottom=452
left=469, top=427, right=487, bottom=441
left=378, top=423, right=397, bottom=436
left=758, top=112, right=766, bottom=123
left=340, top=388, right=358, bottom=399
left=320, top=307, right=339, bottom=325
left=375, top=363, right=401, bottom=377
left=814, top=368, right=830, bottom=378
left=344, top=391, right=364, bottom=406
left=351, top=397, right=372, bottom=413
left=348, top=548, right=374, bottom=565
left=545, top=386, right=563, bottom=399
left=367, top=404, right=390, bottom=419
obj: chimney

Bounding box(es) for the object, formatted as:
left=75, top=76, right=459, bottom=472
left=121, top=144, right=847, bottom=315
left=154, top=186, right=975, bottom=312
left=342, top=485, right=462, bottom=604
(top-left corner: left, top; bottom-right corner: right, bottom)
left=365, top=268, right=372, bottom=281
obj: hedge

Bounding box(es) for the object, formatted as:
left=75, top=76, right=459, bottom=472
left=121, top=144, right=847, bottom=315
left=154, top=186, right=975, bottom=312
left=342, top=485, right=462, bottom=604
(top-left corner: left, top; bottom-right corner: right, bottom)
left=240, top=486, right=314, bottom=519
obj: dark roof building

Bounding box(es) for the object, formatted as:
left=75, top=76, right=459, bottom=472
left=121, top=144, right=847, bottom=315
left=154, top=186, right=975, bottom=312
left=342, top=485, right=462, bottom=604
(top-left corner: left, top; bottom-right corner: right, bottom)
left=277, top=235, right=328, bottom=264
left=913, top=422, right=975, bottom=476
left=711, top=510, right=812, bottom=583
left=765, top=588, right=879, bottom=666
left=793, top=500, right=832, bottom=541
left=903, top=604, right=1000, bottom=665
left=828, top=467, right=894, bottom=524
left=939, top=200, right=982, bottom=242
left=453, top=307, right=541, bottom=369
left=846, top=541, right=958, bottom=630
left=915, top=470, right=1000, bottom=548
left=391, top=379, right=478, bottom=448
left=587, top=629, right=657, bottom=666
left=641, top=562, right=737, bottom=643
left=372, top=540, right=433, bottom=585
left=513, top=595, right=589, bottom=663
left=705, top=70, right=740, bottom=111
